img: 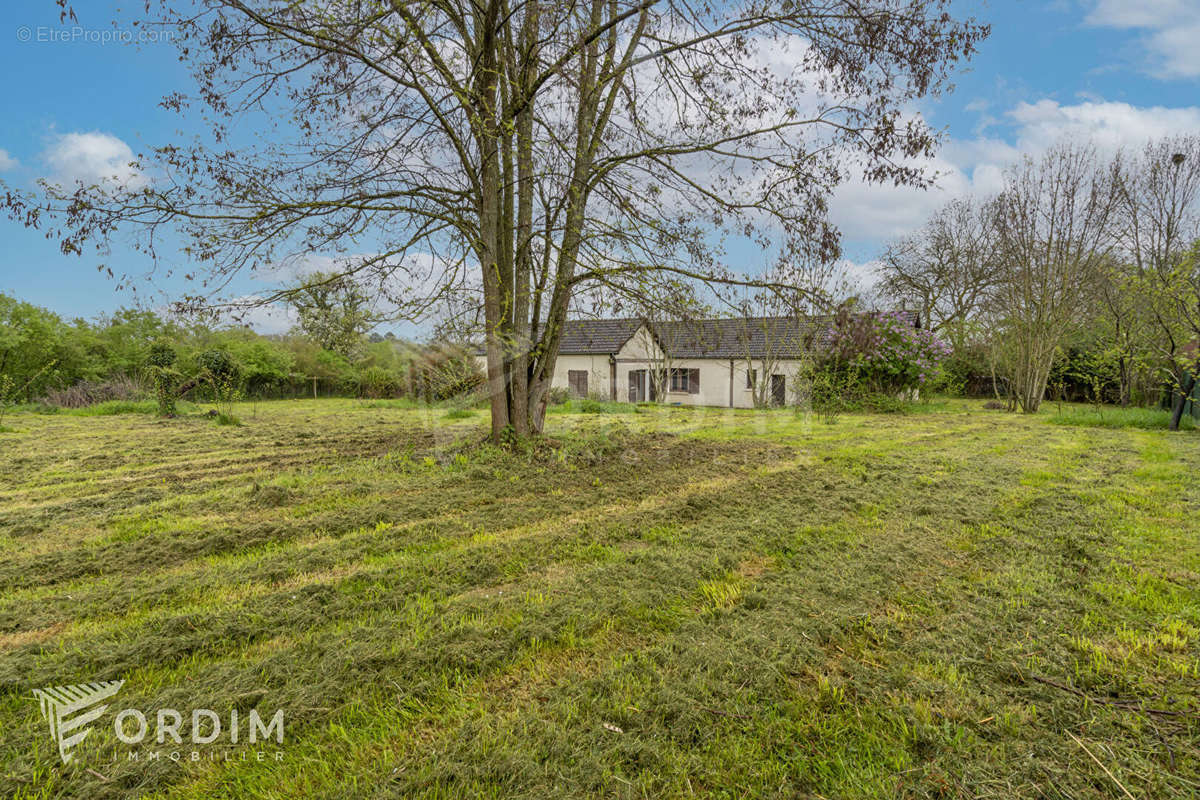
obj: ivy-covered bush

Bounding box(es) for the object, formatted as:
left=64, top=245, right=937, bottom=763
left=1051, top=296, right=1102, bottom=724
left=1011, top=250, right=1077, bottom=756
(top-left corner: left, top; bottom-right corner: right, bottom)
left=196, top=349, right=242, bottom=421
left=146, top=342, right=179, bottom=416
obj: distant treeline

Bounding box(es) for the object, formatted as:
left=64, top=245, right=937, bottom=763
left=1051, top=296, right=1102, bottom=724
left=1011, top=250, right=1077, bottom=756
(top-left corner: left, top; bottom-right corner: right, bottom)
left=0, top=293, right=482, bottom=405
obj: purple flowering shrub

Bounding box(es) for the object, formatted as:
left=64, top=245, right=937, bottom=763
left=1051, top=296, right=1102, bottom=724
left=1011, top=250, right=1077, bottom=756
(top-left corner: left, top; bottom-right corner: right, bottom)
left=819, top=310, right=951, bottom=395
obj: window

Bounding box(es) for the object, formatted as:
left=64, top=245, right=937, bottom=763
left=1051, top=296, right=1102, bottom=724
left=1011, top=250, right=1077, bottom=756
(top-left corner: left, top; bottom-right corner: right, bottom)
left=567, top=370, right=588, bottom=397
left=746, top=369, right=756, bottom=389
left=669, top=367, right=700, bottom=394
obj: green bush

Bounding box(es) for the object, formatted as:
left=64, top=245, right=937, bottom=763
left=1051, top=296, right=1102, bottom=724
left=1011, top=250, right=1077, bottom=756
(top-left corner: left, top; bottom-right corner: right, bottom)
left=0, top=292, right=499, bottom=406
left=860, top=392, right=911, bottom=414
left=358, top=365, right=400, bottom=398
left=223, top=334, right=295, bottom=397
left=146, top=342, right=179, bottom=416
left=0, top=295, right=88, bottom=400
left=196, top=349, right=240, bottom=382
left=930, top=347, right=985, bottom=397
left=196, top=349, right=241, bottom=418
left=579, top=397, right=605, bottom=414
left=1046, top=344, right=1127, bottom=406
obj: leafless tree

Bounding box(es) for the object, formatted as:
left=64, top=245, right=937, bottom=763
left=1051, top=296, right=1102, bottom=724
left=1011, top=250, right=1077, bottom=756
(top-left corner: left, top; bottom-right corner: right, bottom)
left=4, top=0, right=987, bottom=440
left=727, top=262, right=814, bottom=407
left=989, top=142, right=1121, bottom=413
left=877, top=196, right=999, bottom=351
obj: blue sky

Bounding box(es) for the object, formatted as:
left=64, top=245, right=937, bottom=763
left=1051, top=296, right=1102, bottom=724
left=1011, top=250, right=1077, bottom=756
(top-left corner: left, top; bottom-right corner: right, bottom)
left=2, top=1, right=1199, bottom=332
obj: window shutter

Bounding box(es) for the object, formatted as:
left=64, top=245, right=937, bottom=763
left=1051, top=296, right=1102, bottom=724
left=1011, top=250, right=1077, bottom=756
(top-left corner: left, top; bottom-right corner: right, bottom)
left=689, top=368, right=700, bottom=394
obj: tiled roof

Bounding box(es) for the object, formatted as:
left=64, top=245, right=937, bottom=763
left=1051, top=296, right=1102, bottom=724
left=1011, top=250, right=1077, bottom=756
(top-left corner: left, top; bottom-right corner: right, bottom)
left=653, top=317, right=815, bottom=359
left=473, top=311, right=919, bottom=359
left=653, top=311, right=919, bottom=360
left=556, top=318, right=645, bottom=355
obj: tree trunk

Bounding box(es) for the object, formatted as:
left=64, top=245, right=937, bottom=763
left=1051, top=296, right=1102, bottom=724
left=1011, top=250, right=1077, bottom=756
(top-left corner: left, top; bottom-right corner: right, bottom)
left=474, top=0, right=513, bottom=443
left=1117, top=355, right=1131, bottom=407
left=1169, top=374, right=1196, bottom=432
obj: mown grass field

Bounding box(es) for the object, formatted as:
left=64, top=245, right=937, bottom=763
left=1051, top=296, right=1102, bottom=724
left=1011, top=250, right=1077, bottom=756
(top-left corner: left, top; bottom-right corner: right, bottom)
left=1, top=398, right=1198, bottom=799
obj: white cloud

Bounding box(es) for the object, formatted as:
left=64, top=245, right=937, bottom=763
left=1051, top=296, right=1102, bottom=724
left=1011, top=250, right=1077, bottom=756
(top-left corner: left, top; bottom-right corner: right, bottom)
left=0, top=149, right=16, bottom=171
left=43, top=131, right=146, bottom=189
left=829, top=165, right=967, bottom=240
left=829, top=98, right=1200, bottom=242
left=256, top=249, right=476, bottom=330
left=1005, top=99, right=1200, bottom=152
left=257, top=252, right=350, bottom=284
left=1086, top=0, right=1190, bottom=27
left=1084, top=0, right=1200, bottom=79
left=833, top=258, right=884, bottom=296
left=217, top=297, right=299, bottom=335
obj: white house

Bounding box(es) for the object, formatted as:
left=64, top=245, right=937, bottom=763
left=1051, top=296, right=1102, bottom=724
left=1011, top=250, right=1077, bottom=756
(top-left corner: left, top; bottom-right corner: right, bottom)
left=477, top=312, right=919, bottom=409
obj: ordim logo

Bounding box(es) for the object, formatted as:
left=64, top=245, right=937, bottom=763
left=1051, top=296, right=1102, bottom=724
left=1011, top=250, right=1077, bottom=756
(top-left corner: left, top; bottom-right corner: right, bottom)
left=32, top=681, right=125, bottom=764
left=32, top=680, right=285, bottom=765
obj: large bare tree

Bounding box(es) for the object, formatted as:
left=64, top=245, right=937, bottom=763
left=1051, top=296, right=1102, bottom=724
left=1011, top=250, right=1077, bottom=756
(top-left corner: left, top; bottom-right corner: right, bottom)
left=989, top=142, right=1120, bottom=413
left=877, top=196, right=998, bottom=351
left=5, top=0, right=987, bottom=439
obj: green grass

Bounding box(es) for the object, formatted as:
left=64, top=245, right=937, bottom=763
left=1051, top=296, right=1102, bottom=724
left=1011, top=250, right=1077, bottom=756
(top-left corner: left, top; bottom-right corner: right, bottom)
left=1049, top=403, right=1198, bottom=430
left=548, top=397, right=640, bottom=415
left=355, top=397, right=426, bottom=410
left=70, top=400, right=161, bottom=416
left=7, top=400, right=202, bottom=418
left=0, top=398, right=1198, bottom=798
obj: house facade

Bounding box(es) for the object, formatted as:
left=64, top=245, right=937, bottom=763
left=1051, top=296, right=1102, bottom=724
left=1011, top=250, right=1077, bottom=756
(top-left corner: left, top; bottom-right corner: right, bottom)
left=477, top=312, right=919, bottom=409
